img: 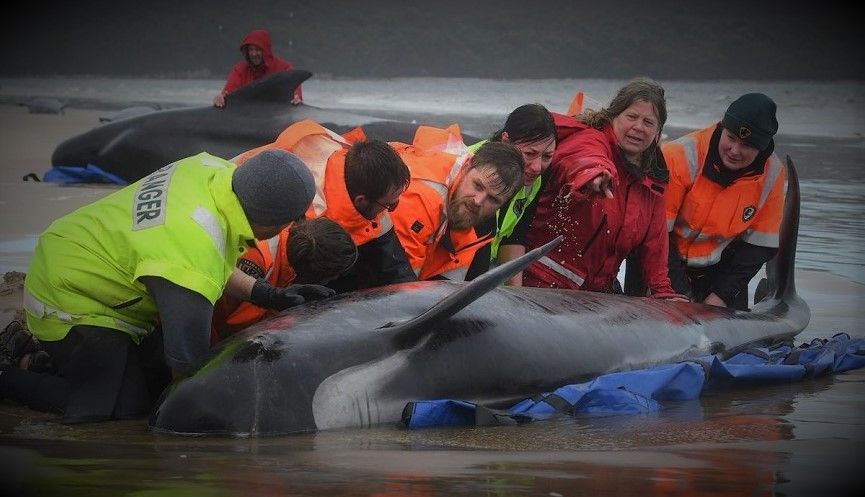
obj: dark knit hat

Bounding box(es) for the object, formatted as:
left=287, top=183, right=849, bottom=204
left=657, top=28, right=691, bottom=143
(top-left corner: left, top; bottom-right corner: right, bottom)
left=232, top=149, right=315, bottom=226
left=721, top=93, right=778, bottom=151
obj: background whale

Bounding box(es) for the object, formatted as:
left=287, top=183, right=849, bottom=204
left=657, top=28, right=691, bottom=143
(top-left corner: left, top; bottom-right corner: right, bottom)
left=149, top=158, right=808, bottom=437
left=49, top=70, right=469, bottom=183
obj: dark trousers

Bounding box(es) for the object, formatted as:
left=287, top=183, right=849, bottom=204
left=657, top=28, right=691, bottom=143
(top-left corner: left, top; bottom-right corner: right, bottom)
left=624, top=242, right=753, bottom=311
left=678, top=264, right=750, bottom=310
left=0, top=325, right=170, bottom=423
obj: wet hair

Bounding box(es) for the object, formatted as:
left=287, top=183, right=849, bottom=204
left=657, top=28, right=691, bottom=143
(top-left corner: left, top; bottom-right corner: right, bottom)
left=344, top=140, right=410, bottom=201
left=468, top=142, right=525, bottom=200
left=287, top=218, right=358, bottom=284
left=490, top=103, right=557, bottom=146
left=581, top=77, right=667, bottom=173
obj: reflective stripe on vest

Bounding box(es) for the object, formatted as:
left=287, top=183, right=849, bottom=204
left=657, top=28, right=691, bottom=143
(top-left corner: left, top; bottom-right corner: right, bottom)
left=681, top=238, right=735, bottom=267
left=295, top=130, right=348, bottom=217
left=24, top=153, right=248, bottom=343
left=679, top=135, right=701, bottom=184
left=418, top=179, right=450, bottom=245
left=201, top=155, right=230, bottom=168
left=395, top=139, right=478, bottom=280
left=741, top=155, right=785, bottom=247
left=191, top=207, right=226, bottom=258
left=758, top=155, right=784, bottom=213
left=742, top=229, right=779, bottom=247
left=23, top=287, right=149, bottom=337
left=538, top=256, right=585, bottom=287
left=23, top=287, right=75, bottom=323
left=492, top=177, right=542, bottom=260
left=674, top=135, right=785, bottom=266
left=263, top=235, right=280, bottom=280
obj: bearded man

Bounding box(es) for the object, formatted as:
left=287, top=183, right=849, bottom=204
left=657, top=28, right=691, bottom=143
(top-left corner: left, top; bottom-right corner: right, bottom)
left=389, top=140, right=524, bottom=280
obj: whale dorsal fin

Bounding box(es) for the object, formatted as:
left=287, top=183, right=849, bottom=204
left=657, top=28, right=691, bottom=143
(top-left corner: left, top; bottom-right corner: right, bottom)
left=755, top=155, right=801, bottom=305
left=386, top=236, right=563, bottom=346
left=772, top=155, right=801, bottom=301
left=226, top=69, right=312, bottom=105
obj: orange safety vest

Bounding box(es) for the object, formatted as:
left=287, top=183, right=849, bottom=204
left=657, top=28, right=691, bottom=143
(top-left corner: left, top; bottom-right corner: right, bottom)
left=389, top=126, right=490, bottom=280
left=211, top=230, right=296, bottom=343
left=233, top=119, right=392, bottom=247
left=663, top=125, right=787, bottom=268
left=410, top=123, right=468, bottom=155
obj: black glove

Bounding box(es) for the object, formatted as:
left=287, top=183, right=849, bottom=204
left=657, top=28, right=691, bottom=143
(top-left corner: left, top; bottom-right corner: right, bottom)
left=250, top=279, right=335, bottom=311
left=290, top=284, right=336, bottom=300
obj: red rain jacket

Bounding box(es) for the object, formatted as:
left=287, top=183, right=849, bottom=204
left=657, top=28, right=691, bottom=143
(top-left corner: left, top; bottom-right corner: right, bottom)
left=220, top=30, right=302, bottom=102
left=521, top=114, right=676, bottom=296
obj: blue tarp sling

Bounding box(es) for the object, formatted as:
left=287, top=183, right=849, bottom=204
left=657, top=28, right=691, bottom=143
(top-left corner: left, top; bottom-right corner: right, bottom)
left=402, top=333, right=865, bottom=430
left=42, top=164, right=128, bottom=185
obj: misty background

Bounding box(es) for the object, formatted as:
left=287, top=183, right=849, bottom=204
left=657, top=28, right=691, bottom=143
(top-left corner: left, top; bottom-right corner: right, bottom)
left=3, top=1, right=862, bottom=80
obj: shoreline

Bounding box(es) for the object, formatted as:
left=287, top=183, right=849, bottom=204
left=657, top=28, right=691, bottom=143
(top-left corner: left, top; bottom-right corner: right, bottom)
left=1, top=76, right=863, bottom=140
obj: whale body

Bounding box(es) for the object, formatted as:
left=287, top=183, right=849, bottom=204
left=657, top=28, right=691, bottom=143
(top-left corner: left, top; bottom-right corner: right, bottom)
left=50, top=70, right=454, bottom=183
left=150, top=158, right=808, bottom=437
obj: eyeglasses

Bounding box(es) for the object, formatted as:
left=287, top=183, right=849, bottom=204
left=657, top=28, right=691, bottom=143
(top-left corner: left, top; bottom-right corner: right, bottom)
left=373, top=198, right=400, bottom=212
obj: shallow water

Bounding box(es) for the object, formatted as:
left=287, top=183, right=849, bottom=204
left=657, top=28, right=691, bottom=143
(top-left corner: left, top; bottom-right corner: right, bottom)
left=2, top=368, right=862, bottom=496
left=0, top=78, right=863, bottom=496
left=798, top=180, right=865, bottom=285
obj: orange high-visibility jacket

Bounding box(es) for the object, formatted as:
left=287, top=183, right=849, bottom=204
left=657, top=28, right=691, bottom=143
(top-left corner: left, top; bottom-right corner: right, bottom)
left=211, top=230, right=295, bottom=343
left=389, top=126, right=490, bottom=280
left=233, top=119, right=393, bottom=247
left=663, top=124, right=787, bottom=268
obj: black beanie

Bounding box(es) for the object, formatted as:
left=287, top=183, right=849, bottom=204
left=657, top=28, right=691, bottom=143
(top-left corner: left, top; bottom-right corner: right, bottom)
left=232, top=149, right=315, bottom=226
left=721, top=93, right=778, bottom=151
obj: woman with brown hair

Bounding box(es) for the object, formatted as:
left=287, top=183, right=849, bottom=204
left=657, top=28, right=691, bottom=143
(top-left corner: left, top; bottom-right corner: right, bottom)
left=513, top=77, right=684, bottom=300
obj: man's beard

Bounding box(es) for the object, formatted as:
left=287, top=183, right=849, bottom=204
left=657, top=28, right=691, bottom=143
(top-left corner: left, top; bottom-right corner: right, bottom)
left=448, top=197, right=480, bottom=230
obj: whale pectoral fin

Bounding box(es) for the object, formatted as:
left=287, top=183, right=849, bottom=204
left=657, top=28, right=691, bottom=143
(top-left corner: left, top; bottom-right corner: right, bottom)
left=100, top=128, right=139, bottom=157
left=387, top=236, right=563, bottom=347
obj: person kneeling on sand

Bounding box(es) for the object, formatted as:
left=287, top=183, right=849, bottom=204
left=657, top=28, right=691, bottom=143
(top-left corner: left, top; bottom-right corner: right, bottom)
left=0, top=150, right=334, bottom=424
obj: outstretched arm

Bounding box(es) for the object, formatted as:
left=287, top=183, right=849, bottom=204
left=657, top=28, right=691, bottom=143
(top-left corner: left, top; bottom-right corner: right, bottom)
left=214, top=64, right=246, bottom=108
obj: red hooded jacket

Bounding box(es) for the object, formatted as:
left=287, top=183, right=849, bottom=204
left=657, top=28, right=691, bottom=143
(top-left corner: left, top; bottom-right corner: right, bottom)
left=220, top=30, right=302, bottom=102
left=520, top=114, right=676, bottom=296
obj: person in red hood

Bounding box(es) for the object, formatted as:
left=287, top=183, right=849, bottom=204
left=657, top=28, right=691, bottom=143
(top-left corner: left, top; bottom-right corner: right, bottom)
left=513, top=78, right=686, bottom=300
left=213, top=29, right=302, bottom=108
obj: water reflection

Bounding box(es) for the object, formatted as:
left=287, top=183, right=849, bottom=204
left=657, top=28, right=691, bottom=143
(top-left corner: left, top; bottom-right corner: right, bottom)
left=4, top=370, right=860, bottom=496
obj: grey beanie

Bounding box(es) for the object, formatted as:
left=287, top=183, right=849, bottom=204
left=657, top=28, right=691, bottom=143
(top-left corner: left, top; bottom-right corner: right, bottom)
left=721, top=93, right=778, bottom=151
left=232, top=149, right=315, bottom=226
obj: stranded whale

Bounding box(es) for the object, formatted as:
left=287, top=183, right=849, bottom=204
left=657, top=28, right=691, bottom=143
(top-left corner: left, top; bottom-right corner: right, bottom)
left=50, top=70, right=462, bottom=183
left=149, top=157, right=808, bottom=437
